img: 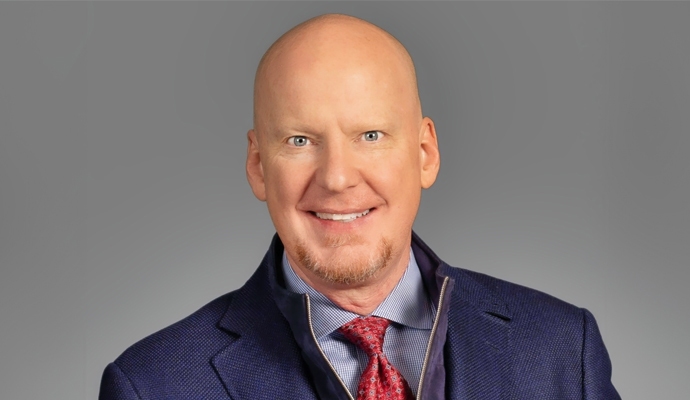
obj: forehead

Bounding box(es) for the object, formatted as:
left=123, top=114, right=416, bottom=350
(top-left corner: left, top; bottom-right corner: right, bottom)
left=257, top=44, right=415, bottom=133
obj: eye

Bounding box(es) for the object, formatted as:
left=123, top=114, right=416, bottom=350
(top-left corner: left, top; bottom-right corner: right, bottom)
left=362, top=131, right=381, bottom=141
left=287, top=136, right=310, bottom=147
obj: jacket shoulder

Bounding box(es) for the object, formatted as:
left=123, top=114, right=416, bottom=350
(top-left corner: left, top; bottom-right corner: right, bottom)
left=446, top=265, right=584, bottom=323
left=115, top=291, right=235, bottom=365
left=443, top=265, right=620, bottom=399
left=104, top=292, right=237, bottom=398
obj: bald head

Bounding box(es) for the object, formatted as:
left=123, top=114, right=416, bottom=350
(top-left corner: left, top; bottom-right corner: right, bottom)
left=253, top=14, right=421, bottom=133
left=245, top=14, right=440, bottom=300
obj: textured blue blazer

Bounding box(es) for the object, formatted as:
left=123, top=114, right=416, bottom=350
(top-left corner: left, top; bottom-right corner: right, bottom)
left=100, top=233, right=620, bottom=399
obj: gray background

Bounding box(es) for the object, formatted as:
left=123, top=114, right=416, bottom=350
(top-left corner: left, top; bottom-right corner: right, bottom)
left=1, top=1, right=688, bottom=399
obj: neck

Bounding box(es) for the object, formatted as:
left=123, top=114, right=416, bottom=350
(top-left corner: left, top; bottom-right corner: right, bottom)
left=287, top=248, right=410, bottom=316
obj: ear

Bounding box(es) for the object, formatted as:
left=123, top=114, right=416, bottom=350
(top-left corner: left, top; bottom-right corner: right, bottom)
left=246, top=129, right=267, bottom=201
left=419, top=117, right=440, bottom=189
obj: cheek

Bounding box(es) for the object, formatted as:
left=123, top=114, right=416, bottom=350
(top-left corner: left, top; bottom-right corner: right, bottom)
left=264, top=162, right=310, bottom=208
left=366, top=148, right=421, bottom=192
left=365, top=148, right=422, bottom=222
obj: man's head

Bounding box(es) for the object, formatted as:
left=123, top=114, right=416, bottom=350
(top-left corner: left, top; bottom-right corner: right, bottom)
left=246, top=14, right=440, bottom=290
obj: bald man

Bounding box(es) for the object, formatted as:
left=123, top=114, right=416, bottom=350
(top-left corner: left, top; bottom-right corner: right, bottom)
left=100, top=15, right=620, bottom=400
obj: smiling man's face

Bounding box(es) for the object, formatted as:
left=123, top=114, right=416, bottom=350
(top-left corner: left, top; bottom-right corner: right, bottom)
left=247, top=15, right=439, bottom=288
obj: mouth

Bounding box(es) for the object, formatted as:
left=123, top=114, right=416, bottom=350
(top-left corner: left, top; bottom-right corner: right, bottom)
left=310, top=209, right=371, bottom=223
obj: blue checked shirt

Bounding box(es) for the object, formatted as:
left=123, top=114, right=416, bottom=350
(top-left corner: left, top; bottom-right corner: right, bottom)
left=282, top=248, right=436, bottom=397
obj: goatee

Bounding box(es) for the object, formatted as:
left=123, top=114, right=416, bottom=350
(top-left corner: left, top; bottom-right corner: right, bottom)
left=294, top=236, right=393, bottom=285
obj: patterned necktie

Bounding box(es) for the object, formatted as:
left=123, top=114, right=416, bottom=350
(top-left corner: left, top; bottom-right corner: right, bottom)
left=338, top=316, right=414, bottom=400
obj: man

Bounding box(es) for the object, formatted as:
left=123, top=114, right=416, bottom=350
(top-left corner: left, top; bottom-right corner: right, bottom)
left=100, top=14, right=620, bottom=400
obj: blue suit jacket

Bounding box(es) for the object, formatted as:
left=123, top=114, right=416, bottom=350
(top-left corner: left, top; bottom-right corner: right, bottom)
left=100, top=233, right=620, bottom=399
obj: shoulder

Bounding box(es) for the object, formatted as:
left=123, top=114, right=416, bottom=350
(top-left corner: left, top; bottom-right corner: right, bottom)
left=109, top=292, right=237, bottom=388
left=442, top=264, right=593, bottom=362
left=443, top=266, right=620, bottom=398
left=100, top=291, right=251, bottom=399
left=444, top=265, right=584, bottom=324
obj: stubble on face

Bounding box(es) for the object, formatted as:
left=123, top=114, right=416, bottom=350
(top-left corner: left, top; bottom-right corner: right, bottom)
left=294, top=235, right=393, bottom=285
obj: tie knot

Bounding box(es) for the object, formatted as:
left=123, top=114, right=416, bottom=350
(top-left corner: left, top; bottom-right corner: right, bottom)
left=338, top=316, right=390, bottom=357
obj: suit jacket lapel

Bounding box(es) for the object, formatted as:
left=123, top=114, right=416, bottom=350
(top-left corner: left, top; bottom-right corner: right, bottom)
left=210, top=238, right=319, bottom=400
left=211, top=327, right=318, bottom=400
left=412, top=233, right=515, bottom=399
left=443, top=268, right=515, bottom=400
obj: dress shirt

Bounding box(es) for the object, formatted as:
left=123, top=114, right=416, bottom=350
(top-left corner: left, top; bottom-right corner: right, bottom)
left=282, top=248, right=436, bottom=397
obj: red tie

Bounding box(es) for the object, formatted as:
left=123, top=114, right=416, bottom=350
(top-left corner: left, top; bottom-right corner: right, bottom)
left=339, top=316, right=414, bottom=400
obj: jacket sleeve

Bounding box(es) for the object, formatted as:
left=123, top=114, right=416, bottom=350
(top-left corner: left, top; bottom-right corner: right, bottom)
left=581, top=308, right=621, bottom=400
left=99, top=362, right=142, bottom=400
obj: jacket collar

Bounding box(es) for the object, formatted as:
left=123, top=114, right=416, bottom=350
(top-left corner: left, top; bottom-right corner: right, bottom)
left=409, top=231, right=514, bottom=399
left=211, top=234, right=321, bottom=399
left=212, top=232, right=514, bottom=400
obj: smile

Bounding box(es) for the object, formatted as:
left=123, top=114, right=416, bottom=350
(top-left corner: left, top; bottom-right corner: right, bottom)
left=314, top=209, right=371, bottom=222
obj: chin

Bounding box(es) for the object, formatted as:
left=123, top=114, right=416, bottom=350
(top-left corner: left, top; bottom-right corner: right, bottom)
left=293, top=236, right=393, bottom=285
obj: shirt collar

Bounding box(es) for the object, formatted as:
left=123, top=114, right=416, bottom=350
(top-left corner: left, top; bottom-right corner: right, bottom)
left=282, top=248, right=435, bottom=339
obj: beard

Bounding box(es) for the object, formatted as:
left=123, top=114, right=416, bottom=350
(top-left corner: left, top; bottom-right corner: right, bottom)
left=294, top=234, right=393, bottom=285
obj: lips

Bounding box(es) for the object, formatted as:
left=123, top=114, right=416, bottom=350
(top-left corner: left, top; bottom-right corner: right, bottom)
left=313, top=209, right=371, bottom=222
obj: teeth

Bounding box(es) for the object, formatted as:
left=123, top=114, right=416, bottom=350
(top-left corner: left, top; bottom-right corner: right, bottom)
left=315, top=209, right=370, bottom=222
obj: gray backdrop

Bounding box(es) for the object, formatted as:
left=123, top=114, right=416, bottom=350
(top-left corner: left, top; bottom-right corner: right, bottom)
left=1, top=2, right=688, bottom=399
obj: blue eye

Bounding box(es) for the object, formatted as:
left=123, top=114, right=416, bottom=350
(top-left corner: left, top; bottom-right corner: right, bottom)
left=288, top=136, right=309, bottom=147
left=363, top=131, right=381, bottom=141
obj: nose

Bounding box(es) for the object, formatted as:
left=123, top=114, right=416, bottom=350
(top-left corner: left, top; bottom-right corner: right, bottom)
left=314, top=140, right=361, bottom=193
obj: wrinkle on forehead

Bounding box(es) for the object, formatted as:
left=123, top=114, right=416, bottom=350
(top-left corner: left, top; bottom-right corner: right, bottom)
left=253, top=14, right=421, bottom=134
